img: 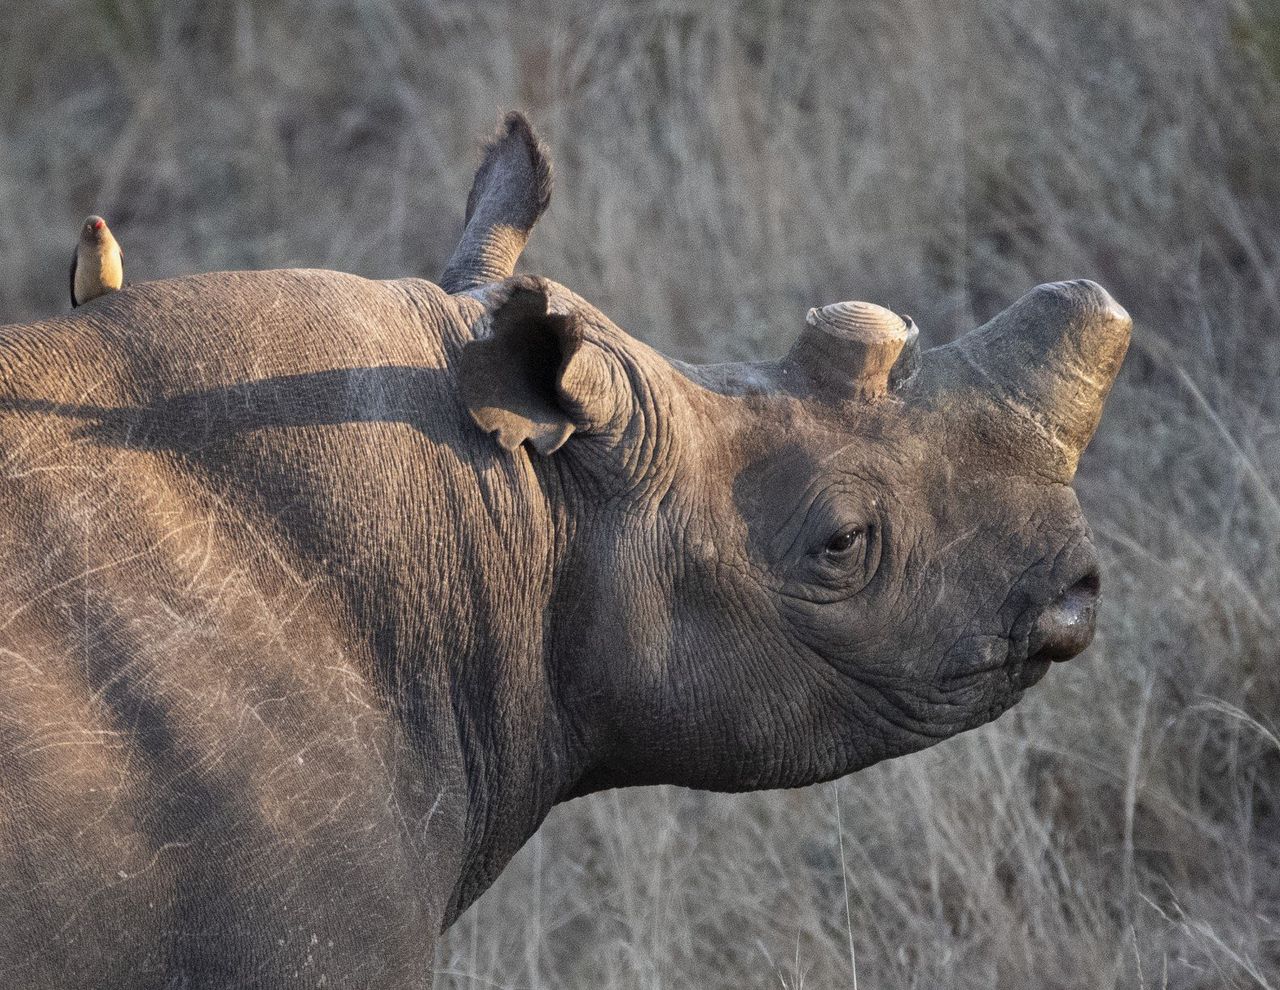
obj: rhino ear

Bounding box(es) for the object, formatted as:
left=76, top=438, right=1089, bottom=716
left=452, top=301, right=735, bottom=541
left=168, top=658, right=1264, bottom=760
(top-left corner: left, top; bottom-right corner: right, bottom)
left=458, top=277, right=620, bottom=455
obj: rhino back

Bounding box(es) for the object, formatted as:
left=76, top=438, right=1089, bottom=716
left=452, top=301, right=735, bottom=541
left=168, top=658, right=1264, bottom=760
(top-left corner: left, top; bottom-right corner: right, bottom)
left=0, top=270, right=524, bottom=986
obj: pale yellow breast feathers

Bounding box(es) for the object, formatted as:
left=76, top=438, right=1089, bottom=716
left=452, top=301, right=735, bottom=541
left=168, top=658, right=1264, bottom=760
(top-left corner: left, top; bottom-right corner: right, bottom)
left=73, top=224, right=123, bottom=306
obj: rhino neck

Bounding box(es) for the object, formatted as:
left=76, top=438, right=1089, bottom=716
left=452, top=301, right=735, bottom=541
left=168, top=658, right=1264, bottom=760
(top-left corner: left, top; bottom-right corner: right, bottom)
left=402, top=313, right=597, bottom=925
left=430, top=468, right=613, bottom=924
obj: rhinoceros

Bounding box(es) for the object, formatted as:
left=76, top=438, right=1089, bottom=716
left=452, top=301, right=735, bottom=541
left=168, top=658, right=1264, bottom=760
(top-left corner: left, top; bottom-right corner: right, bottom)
left=0, top=113, right=1129, bottom=987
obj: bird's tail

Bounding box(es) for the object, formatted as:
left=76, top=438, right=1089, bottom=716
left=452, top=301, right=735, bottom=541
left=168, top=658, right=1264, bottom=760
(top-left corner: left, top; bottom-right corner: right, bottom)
left=439, top=112, right=553, bottom=294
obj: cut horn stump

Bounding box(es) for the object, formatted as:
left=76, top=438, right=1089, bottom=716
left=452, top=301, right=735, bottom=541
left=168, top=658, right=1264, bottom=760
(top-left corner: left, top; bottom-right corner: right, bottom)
left=786, top=300, right=913, bottom=400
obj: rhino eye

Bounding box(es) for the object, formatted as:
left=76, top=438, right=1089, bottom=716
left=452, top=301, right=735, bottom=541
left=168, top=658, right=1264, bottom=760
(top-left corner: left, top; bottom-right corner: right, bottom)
left=822, top=525, right=864, bottom=561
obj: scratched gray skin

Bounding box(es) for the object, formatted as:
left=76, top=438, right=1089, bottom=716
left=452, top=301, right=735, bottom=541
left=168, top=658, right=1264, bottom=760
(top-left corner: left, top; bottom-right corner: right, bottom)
left=0, top=113, right=1130, bottom=987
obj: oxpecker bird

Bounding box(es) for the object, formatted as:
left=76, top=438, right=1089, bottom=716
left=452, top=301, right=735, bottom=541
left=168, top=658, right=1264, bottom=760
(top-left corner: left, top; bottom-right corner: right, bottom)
left=70, top=215, right=123, bottom=307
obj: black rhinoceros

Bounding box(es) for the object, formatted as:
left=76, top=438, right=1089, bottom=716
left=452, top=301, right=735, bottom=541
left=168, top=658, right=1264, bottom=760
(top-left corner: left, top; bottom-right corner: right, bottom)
left=0, top=114, right=1129, bottom=987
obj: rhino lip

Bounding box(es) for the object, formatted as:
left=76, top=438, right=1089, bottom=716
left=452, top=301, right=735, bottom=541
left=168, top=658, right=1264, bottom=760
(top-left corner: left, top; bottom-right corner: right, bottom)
left=986, top=644, right=1051, bottom=691
left=943, top=635, right=1046, bottom=691
left=1010, top=626, right=1053, bottom=689
left=1018, top=654, right=1053, bottom=689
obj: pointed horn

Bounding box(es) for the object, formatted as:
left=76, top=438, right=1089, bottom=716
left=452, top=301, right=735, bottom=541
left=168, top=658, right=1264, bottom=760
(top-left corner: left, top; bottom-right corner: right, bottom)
left=936, top=279, right=1131, bottom=477
left=784, top=300, right=915, bottom=400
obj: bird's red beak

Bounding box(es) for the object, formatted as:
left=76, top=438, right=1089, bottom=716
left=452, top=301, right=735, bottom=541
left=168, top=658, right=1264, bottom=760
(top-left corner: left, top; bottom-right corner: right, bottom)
left=92, top=218, right=105, bottom=231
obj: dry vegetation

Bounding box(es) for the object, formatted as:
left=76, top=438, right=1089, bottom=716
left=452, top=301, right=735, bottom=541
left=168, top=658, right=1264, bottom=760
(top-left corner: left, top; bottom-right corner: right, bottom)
left=3, top=0, right=1279, bottom=986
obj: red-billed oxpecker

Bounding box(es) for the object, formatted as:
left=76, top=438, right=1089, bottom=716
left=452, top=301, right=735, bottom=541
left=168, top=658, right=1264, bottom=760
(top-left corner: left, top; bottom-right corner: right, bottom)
left=70, top=215, right=123, bottom=308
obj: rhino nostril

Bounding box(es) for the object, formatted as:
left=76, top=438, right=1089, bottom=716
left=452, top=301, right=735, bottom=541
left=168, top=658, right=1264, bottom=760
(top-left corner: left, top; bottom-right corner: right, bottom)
left=1073, top=568, right=1101, bottom=599
left=1027, top=569, right=1100, bottom=663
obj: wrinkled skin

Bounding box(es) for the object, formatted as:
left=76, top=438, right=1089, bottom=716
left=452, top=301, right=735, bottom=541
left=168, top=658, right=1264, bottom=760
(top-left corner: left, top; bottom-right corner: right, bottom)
left=0, top=260, right=1128, bottom=986
left=573, top=365, right=1098, bottom=795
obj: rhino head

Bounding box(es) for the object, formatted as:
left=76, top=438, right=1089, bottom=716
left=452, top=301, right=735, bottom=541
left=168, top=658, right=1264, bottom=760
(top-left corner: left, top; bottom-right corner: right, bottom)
left=456, top=271, right=1129, bottom=794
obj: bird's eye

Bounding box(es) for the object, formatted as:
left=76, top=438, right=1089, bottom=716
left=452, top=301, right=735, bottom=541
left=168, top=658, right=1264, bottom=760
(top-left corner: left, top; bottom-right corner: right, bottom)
left=823, top=526, right=863, bottom=561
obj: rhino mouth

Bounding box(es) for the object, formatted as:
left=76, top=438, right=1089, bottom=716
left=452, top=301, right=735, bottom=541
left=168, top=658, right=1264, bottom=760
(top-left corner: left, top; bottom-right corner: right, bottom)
left=938, top=632, right=1051, bottom=704
left=1018, top=653, right=1054, bottom=689
left=1006, top=613, right=1076, bottom=690
left=988, top=563, right=1103, bottom=692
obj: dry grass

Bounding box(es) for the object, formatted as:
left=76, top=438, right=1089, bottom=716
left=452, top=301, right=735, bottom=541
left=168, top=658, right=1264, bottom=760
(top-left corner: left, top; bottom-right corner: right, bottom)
left=3, top=0, right=1278, bottom=986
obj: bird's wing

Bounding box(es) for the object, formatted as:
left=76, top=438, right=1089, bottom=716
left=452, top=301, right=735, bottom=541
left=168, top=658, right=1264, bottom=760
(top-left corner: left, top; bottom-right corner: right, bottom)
left=69, top=253, right=78, bottom=307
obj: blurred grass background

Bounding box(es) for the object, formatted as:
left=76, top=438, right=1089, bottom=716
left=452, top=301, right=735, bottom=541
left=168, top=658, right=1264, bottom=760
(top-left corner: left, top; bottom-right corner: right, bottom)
left=3, top=0, right=1279, bottom=986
